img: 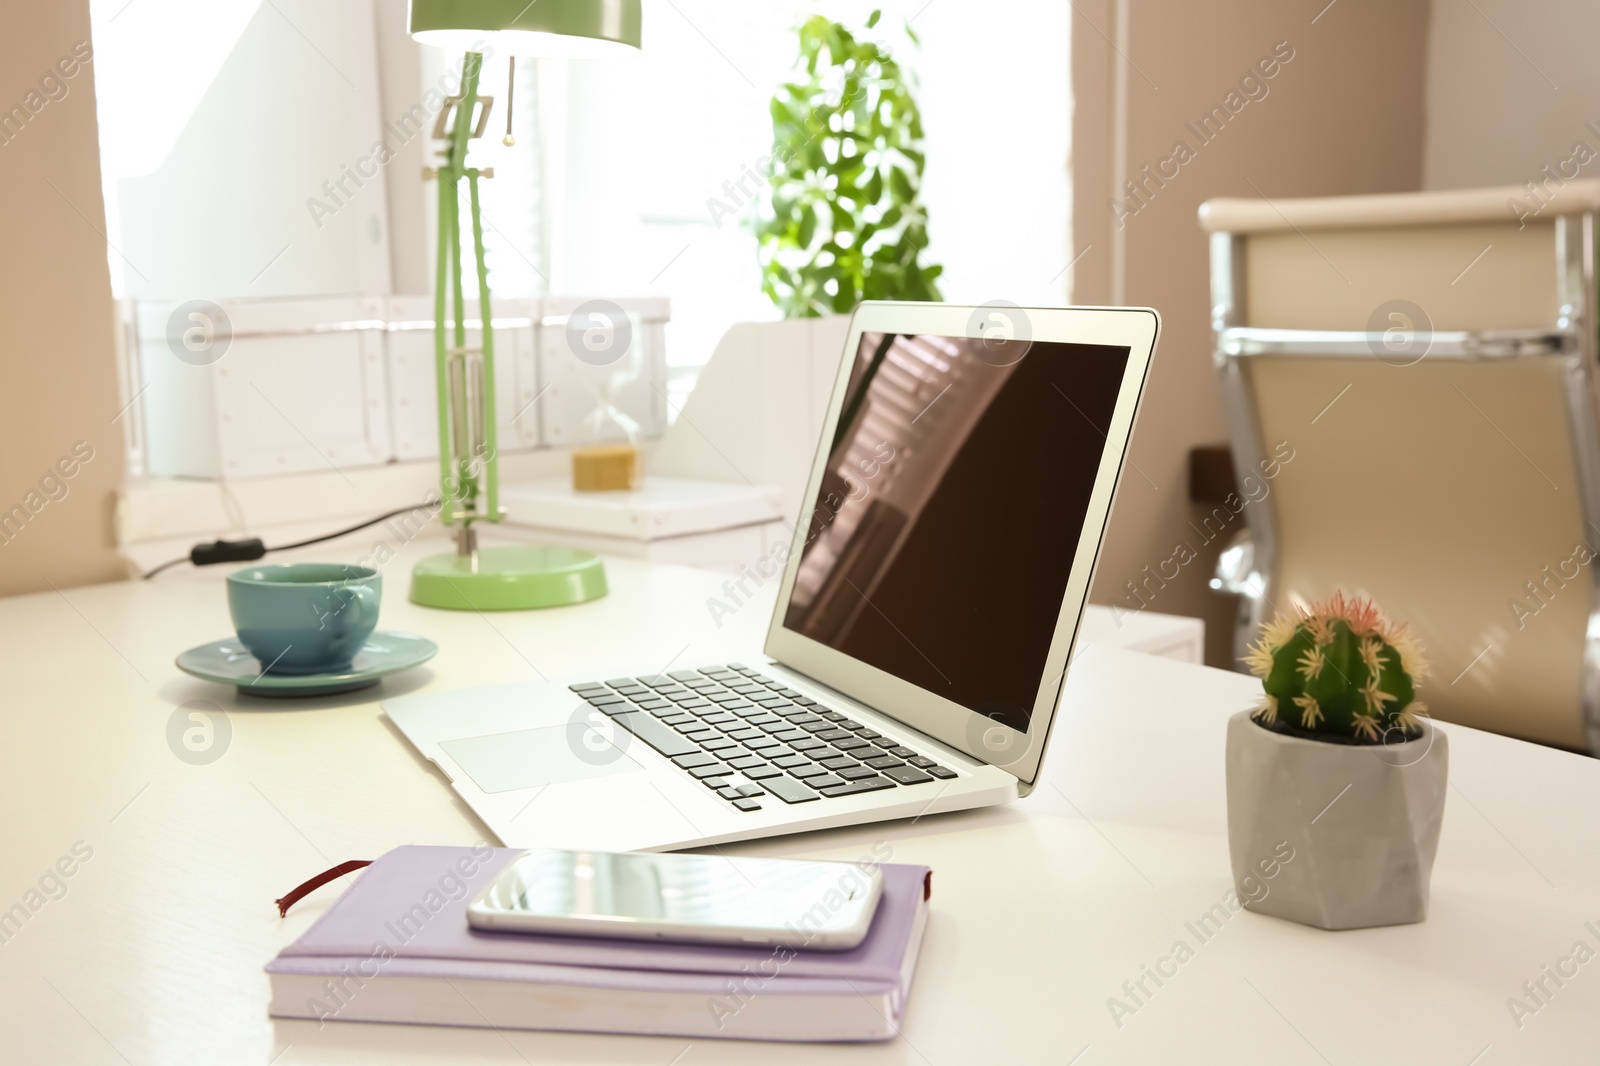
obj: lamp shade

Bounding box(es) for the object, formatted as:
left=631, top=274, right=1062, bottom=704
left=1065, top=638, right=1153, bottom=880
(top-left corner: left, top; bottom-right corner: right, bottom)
left=409, top=0, right=641, bottom=57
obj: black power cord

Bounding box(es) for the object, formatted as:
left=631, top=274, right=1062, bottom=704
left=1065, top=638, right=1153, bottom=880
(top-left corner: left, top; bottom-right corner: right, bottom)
left=141, top=504, right=433, bottom=580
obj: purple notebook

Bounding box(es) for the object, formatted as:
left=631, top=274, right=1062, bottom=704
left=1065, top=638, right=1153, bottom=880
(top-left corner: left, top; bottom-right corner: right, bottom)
left=267, top=846, right=932, bottom=1042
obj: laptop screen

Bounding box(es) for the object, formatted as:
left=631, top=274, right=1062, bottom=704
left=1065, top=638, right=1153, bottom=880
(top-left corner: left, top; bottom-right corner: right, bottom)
left=780, top=331, right=1132, bottom=734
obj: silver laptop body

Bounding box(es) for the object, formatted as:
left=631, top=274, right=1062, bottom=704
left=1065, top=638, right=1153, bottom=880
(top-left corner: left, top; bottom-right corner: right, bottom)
left=384, top=301, right=1159, bottom=850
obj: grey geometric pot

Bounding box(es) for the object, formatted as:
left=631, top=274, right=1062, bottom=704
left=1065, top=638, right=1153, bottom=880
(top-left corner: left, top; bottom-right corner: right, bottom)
left=1225, top=710, right=1448, bottom=931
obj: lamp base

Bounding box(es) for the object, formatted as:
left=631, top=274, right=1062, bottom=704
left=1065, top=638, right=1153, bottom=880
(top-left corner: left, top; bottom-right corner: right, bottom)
left=409, top=545, right=607, bottom=610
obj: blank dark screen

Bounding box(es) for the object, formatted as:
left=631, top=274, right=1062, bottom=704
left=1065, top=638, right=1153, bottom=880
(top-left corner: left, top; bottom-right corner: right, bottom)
left=781, top=332, right=1131, bottom=731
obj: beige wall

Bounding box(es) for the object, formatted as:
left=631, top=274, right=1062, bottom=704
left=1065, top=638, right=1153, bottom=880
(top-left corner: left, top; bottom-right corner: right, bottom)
left=1423, top=0, right=1599, bottom=191
left=0, top=3, right=127, bottom=595
left=1072, top=0, right=1431, bottom=666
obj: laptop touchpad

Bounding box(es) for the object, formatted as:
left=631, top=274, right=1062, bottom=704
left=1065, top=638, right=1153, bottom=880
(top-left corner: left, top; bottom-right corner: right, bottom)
left=441, top=726, right=642, bottom=794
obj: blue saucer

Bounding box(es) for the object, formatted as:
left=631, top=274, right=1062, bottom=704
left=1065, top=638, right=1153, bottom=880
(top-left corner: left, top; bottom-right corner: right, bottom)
left=175, top=631, right=437, bottom=697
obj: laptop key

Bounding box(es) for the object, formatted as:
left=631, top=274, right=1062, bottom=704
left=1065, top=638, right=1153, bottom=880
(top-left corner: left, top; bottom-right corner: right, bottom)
left=926, top=766, right=958, bottom=779
left=761, top=776, right=821, bottom=804
left=702, top=777, right=731, bottom=790
left=907, top=756, right=936, bottom=768
left=743, top=765, right=785, bottom=780
left=659, top=713, right=697, bottom=727
left=883, top=765, right=933, bottom=785
left=736, top=784, right=766, bottom=798
left=871, top=736, right=900, bottom=748
left=789, top=763, right=829, bottom=779
left=834, top=738, right=873, bottom=751
left=612, top=713, right=698, bottom=757
left=603, top=678, right=637, bottom=688
left=772, top=729, right=809, bottom=743
left=819, top=757, right=858, bottom=771
left=793, top=697, right=818, bottom=706
left=817, top=777, right=896, bottom=797
left=637, top=675, right=675, bottom=688
left=586, top=694, right=627, bottom=706
left=683, top=730, right=721, bottom=744
left=816, top=729, right=853, bottom=742
left=593, top=702, right=634, bottom=717
left=668, top=670, right=702, bottom=681
left=807, top=774, right=847, bottom=789
left=726, top=728, right=763, bottom=742
left=727, top=755, right=767, bottom=771
left=672, top=752, right=719, bottom=769
left=837, top=765, right=880, bottom=780
left=791, top=737, right=827, bottom=751
left=887, top=746, right=918, bottom=759
left=702, top=737, right=739, bottom=751
left=856, top=729, right=883, bottom=740
left=732, top=798, right=763, bottom=812
left=746, top=714, right=783, bottom=727
left=817, top=711, right=847, bottom=722
left=863, top=755, right=904, bottom=770
left=635, top=698, right=672, bottom=711
left=772, top=754, right=811, bottom=769
left=687, top=763, right=732, bottom=779
left=569, top=683, right=607, bottom=692
left=716, top=786, right=743, bottom=800
left=744, top=736, right=782, bottom=751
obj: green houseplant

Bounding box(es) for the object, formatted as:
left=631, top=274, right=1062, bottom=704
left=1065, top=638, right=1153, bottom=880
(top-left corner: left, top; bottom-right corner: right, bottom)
left=757, top=9, right=944, bottom=317
left=1226, top=593, right=1449, bottom=930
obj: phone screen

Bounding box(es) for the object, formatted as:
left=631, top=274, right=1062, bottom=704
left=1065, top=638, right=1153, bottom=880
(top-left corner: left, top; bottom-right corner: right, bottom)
left=471, top=849, right=880, bottom=944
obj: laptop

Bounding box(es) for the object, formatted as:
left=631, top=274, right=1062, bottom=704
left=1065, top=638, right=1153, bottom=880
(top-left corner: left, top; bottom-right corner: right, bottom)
left=385, top=301, right=1159, bottom=851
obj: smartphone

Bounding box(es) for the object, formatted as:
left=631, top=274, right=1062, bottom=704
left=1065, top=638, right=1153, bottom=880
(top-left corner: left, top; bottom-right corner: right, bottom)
left=465, top=848, right=884, bottom=950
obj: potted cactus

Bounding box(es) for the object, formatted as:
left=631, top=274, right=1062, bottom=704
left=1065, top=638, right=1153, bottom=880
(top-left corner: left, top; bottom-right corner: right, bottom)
left=1225, top=593, right=1449, bottom=930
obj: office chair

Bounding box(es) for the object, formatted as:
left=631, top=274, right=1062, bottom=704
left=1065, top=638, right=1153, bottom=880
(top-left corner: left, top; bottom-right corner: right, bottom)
left=1201, top=180, right=1600, bottom=751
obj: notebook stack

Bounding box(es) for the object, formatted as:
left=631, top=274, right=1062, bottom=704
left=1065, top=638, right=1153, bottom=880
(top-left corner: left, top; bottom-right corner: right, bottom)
left=266, top=845, right=932, bottom=1042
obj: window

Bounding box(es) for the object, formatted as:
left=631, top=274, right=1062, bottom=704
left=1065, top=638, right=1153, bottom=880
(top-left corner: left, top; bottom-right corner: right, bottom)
left=89, top=0, right=1071, bottom=466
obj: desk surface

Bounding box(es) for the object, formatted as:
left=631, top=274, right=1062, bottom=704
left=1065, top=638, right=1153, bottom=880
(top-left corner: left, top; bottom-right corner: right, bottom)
left=2, top=533, right=1597, bottom=1065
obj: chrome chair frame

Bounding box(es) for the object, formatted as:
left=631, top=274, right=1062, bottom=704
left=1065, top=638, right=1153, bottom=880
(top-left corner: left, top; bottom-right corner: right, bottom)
left=1207, top=211, right=1600, bottom=752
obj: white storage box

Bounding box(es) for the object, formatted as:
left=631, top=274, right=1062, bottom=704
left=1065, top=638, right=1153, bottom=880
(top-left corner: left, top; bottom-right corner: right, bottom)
left=383, top=296, right=542, bottom=459
left=133, top=294, right=670, bottom=482
left=136, top=296, right=392, bottom=479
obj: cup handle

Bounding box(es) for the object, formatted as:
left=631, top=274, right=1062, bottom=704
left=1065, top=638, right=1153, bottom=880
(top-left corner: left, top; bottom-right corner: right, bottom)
left=341, top=582, right=380, bottom=636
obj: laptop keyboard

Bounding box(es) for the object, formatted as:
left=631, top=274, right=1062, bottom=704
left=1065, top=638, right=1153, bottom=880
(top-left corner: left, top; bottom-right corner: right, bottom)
left=569, top=663, right=957, bottom=812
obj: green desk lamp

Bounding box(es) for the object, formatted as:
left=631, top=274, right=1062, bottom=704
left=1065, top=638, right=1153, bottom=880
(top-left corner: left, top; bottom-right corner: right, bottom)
left=406, top=0, right=642, bottom=610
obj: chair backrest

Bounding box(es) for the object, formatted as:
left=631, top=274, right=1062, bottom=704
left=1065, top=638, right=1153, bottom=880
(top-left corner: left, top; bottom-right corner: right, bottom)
left=1202, top=181, right=1600, bottom=751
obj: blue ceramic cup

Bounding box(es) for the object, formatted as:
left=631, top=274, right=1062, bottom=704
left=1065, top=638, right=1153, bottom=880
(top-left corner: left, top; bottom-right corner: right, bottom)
left=226, top=563, right=382, bottom=675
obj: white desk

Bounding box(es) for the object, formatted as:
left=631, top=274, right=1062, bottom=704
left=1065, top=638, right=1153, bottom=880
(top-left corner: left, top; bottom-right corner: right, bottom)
left=2, top=533, right=1596, bottom=1064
